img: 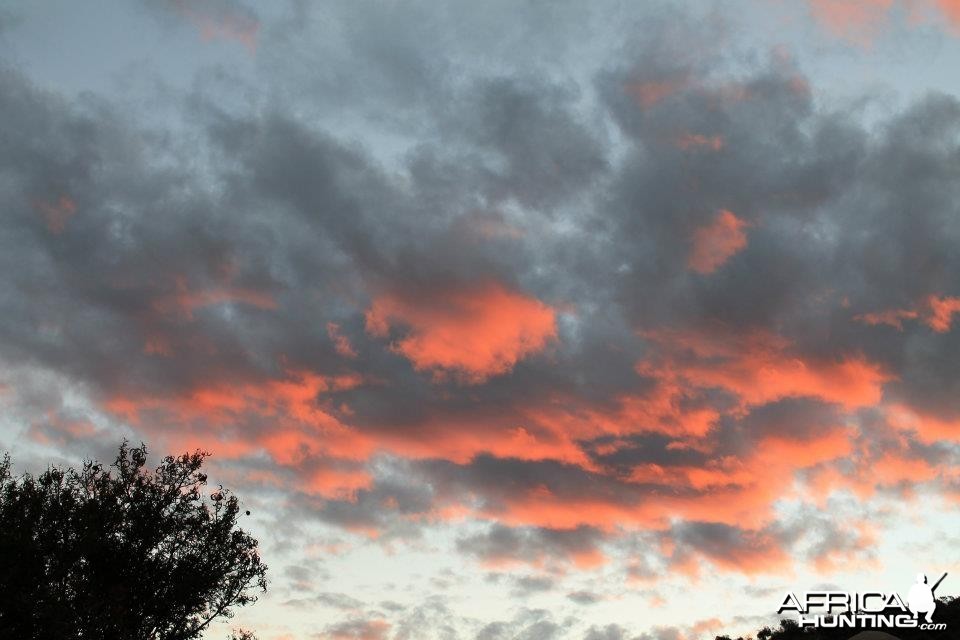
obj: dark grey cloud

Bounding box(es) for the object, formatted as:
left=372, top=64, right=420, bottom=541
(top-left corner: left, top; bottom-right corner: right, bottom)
left=1, top=0, right=957, bottom=439
left=457, top=523, right=605, bottom=567
left=668, top=521, right=781, bottom=570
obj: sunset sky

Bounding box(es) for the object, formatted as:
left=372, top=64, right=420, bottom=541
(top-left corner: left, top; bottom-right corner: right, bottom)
left=4, top=1, right=960, bottom=639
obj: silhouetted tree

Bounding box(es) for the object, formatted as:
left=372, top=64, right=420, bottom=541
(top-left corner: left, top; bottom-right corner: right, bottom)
left=0, top=442, right=267, bottom=640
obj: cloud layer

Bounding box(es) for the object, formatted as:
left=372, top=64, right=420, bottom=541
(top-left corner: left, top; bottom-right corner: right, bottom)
left=3, top=1, right=960, bottom=638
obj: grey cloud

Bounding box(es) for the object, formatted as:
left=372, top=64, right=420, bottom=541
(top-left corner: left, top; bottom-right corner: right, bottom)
left=436, top=77, right=609, bottom=211
left=457, top=523, right=605, bottom=567
left=476, top=608, right=568, bottom=640
left=584, top=624, right=635, bottom=640
left=566, top=591, right=602, bottom=606
left=667, top=521, right=783, bottom=572
left=633, top=628, right=683, bottom=640
left=318, top=615, right=390, bottom=640
left=388, top=595, right=461, bottom=640
left=512, top=575, right=556, bottom=597
left=283, top=591, right=364, bottom=611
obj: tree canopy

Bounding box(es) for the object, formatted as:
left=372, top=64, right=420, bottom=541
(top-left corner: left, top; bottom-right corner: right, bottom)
left=0, top=442, right=267, bottom=640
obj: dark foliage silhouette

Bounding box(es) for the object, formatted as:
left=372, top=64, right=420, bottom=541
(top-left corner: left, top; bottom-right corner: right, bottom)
left=715, top=596, right=960, bottom=640
left=0, top=442, right=267, bottom=640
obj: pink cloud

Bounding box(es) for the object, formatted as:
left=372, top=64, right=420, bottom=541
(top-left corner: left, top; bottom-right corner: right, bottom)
left=327, top=322, right=358, bottom=359
left=33, top=195, right=76, bottom=234
left=688, top=210, right=749, bottom=274
left=171, top=0, right=259, bottom=54
left=807, top=0, right=894, bottom=46
left=624, top=76, right=689, bottom=109
left=365, top=282, right=557, bottom=383
left=854, top=294, right=960, bottom=333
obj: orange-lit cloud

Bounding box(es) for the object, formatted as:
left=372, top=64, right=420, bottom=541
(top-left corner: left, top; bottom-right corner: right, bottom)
left=886, top=403, right=960, bottom=444
left=520, top=376, right=723, bottom=445
left=409, top=327, right=892, bottom=541
left=641, top=327, right=890, bottom=411
left=688, top=210, right=749, bottom=274
left=755, top=428, right=853, bottom=469
left=938, top=0, right=960, bottom=30
left=806, top=0, right=960, bottom=43
left=365, top=282, right=557, bottom=383
left=478, top=444, right=811, bottom=534
left=854, top=307, right=919, bottom=330
left=378, top=414, right=592, bottom=467
left=27, top=412, right=102, bottom=446
left=871, top=449, right=940, bottom=486
left=324, top=618, right=391, bottom=640
left=625, top=77, right=688, bottom=109
left=152, top=275, right=277, bottom=319
left=855, top=294, right=960, bottom=332
left=690, top=618, right=725, bottom=637
left=924, top=295, right=960, bottom=331
left=807, top=0, right=894, bottom=46
left=104, top=369, right=372, bottom=498
left=376, top=326, right=890, bottom=546
left=675, top=133, right=724, bottom=151
left=143, top=335, right=174, bottom=357
left=33, top=195, right=76, bottom=233
left=96, top=315, right=902, bottom=569
left=327, top=322, right=358, bottom=358
left=171, top=0, right=259, bottom=53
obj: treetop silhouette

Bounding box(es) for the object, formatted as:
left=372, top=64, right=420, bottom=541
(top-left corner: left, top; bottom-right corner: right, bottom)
left=0, top=442, right=267, bottom=640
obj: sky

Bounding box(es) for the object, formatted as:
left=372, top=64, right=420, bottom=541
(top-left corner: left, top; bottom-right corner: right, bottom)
left=3, top=1, right=960, bottom=639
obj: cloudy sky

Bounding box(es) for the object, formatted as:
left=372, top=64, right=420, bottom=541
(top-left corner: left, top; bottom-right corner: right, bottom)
left=4, top=1, right=960, bottom=638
